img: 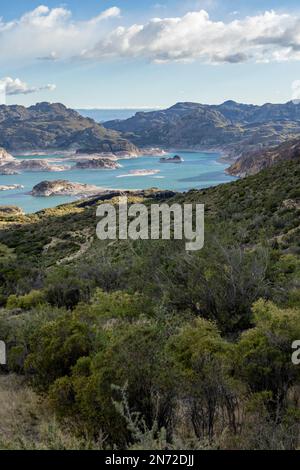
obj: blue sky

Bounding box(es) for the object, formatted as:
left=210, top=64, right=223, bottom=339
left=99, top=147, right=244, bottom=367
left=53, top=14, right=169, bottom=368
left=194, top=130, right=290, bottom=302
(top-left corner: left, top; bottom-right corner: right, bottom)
left=1, top=0, right=300, bottom=108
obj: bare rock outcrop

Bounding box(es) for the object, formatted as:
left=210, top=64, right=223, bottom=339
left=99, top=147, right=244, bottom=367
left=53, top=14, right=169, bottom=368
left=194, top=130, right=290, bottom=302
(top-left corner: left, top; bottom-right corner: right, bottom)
left=31, top=180, right=106, bottom=197
left=74, top=158, right=121, bottom=170
left=0, top=148, right=14, bottom=162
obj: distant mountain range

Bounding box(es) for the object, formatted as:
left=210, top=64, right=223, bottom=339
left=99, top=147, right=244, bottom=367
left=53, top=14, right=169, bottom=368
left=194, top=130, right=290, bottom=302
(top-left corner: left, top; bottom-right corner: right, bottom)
left=0, top=102, right=138, bottom=154
left=103, top=100, right=300, bottom=158
left=77, top=108, right=159, bottom=123
left=0, top=100, right=300, bottom=177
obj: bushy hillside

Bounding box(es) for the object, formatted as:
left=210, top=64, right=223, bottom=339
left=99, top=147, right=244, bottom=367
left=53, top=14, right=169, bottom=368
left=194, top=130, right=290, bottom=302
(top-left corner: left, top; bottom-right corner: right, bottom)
left=0, top=161, right=299, bottom=449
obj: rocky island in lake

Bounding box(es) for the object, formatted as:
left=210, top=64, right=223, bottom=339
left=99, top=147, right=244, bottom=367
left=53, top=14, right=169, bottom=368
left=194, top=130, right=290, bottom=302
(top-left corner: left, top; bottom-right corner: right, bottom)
left=31, top=180, right=107, bottom=197
left=159, top=155, right=184, bottom=163
left=74, top=158, right=121, bottom=170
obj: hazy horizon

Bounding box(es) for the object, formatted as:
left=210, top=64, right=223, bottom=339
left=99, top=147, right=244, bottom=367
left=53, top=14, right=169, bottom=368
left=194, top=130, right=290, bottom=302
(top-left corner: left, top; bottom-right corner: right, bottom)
left=2, top=98, right=300, bottom=110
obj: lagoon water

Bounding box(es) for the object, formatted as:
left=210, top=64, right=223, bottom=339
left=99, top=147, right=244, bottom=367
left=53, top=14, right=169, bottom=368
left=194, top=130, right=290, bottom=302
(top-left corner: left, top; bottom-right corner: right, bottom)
left=0, top=151, right=236, bottom=214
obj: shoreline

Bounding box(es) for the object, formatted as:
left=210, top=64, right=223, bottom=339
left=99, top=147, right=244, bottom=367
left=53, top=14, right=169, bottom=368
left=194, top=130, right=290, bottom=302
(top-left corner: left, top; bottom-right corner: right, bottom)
left=10, top=145, right=233, bottom=170
left=11, top=147, right=167, bottom=159
left=0, top=148, right=236, bottom=215
left=11, top=146, right=232, bottom=160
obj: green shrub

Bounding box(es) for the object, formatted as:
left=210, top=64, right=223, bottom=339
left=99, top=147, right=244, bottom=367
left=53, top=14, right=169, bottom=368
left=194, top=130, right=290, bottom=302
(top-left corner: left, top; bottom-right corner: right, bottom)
left=234, top=300, right=300, bottom=413
left=48, top=320, right=173, bottom=445
left=6, top=290, right=46, bottom=310
left=45, top=279, right=90, bottom=310
left=88, top=288, right=152, bottom=320
left=25, top=312, right=95, bottom=390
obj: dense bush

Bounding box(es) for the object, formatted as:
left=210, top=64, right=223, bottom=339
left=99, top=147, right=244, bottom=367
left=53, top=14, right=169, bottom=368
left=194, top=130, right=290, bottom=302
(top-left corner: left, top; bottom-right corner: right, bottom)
left=44, top=268, right=91, bottom=309
left=1, top=297, right=298, bottom=449
left=6, top=290, right=46, bottom=311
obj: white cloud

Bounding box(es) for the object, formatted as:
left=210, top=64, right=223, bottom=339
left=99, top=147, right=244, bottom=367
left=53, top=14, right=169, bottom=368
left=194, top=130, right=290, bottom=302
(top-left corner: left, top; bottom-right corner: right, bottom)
left=88, top=6, right=121, bottom=24
left=0, top=77, right=56, bottom=96
left=1, top=6, right=300, bottom=65
left=0, top=5, right=121, bottom=64
left=82, top=9, right=300, bottom=64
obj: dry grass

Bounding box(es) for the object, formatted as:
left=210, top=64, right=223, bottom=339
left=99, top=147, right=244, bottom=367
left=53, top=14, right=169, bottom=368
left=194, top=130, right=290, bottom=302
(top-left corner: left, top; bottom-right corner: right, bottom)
left=0, top=374, right=105, bottom=450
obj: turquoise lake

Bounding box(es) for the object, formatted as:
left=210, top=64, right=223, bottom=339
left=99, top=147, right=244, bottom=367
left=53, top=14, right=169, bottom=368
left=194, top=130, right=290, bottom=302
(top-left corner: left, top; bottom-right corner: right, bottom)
left=0, top=151, right=237, bottom=214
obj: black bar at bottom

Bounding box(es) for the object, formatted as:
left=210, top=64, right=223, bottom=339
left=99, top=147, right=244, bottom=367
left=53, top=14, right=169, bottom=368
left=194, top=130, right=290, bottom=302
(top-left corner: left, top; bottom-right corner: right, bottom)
left=0, top=450, right=298, bottom=467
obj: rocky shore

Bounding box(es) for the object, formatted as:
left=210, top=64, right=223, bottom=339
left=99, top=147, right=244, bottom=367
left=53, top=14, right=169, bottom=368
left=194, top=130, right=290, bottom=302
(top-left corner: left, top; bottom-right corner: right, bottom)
left=116, top=169, right=160, bottom=178
left=0, top=184, right=24, bottom=191
left=0, top=168, right=20, bottom=175
left=141, top=148, right=168, bottom=157
left=1, top=159, right=70, bottom=173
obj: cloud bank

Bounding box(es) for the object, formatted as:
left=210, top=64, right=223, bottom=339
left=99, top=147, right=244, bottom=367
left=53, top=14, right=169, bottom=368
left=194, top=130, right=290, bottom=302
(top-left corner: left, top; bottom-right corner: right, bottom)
left=1, top=5, right=300, bottom=65
left=0, top=77, right=56, bottom=96
left=85, top=9, right=300, bottom=64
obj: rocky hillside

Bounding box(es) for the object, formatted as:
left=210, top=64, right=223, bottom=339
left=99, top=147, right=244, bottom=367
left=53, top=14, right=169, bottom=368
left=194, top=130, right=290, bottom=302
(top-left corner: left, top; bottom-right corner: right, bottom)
left=0, top=102, right=138, bottom=154
left=228, top=137, right=300, bottom=176
left=104, top=101, right=300, bottom=155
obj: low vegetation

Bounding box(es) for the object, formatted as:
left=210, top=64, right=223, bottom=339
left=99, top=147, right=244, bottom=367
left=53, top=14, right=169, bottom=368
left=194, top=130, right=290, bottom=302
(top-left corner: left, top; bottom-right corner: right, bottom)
left=0, top=160, right=299, bottom=449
